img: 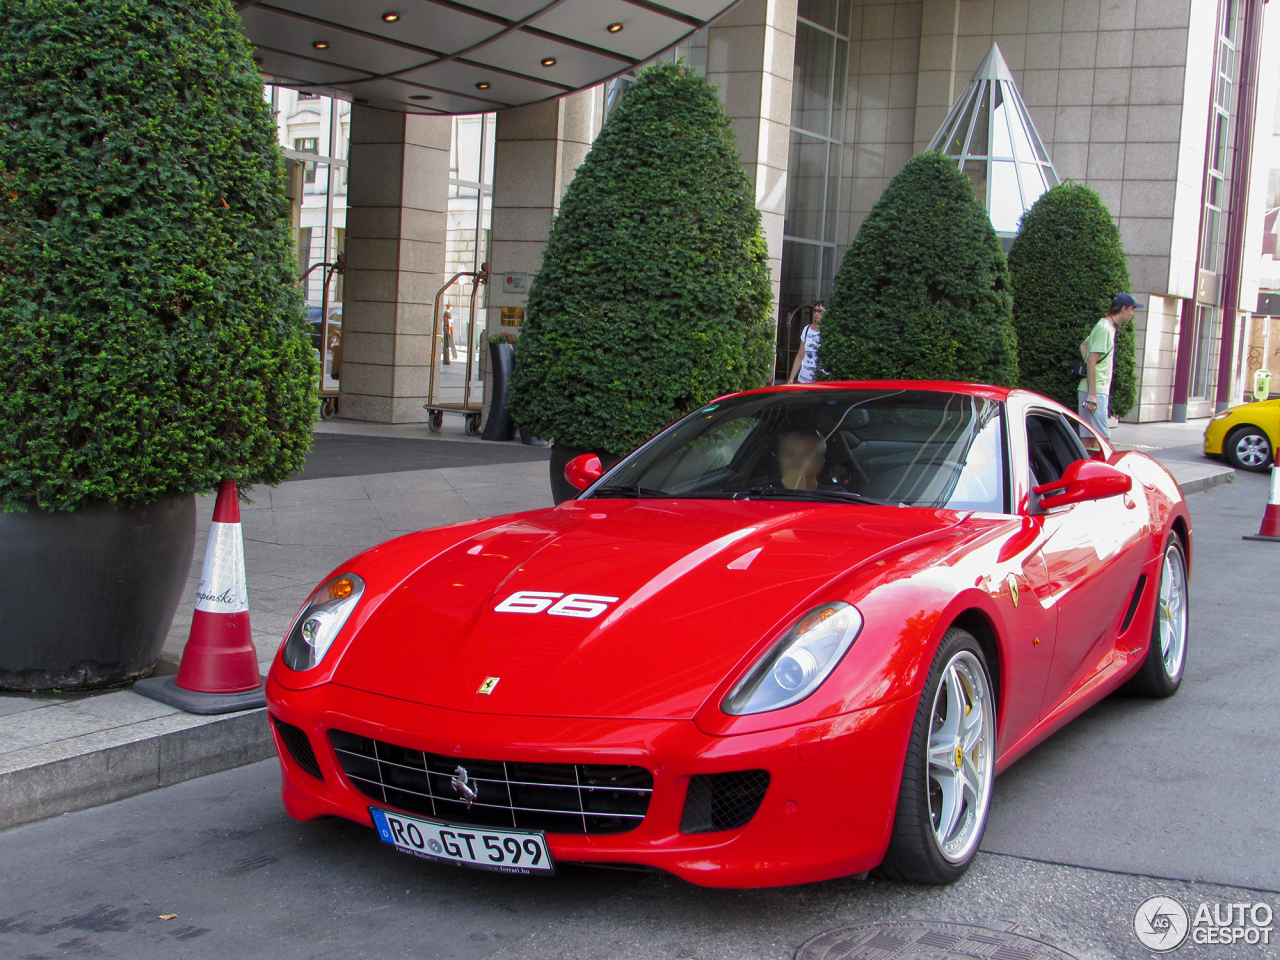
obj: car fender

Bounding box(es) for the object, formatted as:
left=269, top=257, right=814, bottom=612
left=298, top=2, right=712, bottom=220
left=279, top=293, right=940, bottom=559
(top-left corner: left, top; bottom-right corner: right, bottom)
left=270, top=508, right=556, bottom=690
left=691, top=520, right=1013, bottom=739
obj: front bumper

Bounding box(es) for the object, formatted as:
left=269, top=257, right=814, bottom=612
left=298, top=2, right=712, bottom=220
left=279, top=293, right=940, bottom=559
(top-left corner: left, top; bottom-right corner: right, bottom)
left=1203, top=417, right=1231, bottom=455
left=265, top=676, right=916, bottom=888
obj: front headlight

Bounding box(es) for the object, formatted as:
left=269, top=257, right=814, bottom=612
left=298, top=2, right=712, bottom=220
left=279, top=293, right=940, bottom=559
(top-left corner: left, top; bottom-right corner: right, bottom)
left=1211, top=409, right=1233, bottom=421
left=722, top=602, right=863, bottom=715
left=282, top=573, right=365, bottom=671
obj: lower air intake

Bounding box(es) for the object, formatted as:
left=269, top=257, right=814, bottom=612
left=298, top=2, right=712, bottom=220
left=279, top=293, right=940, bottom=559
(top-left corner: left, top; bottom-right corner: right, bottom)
left=272, top=716, right=323, bottom=780
left=680, top=769, right=770, bottom=833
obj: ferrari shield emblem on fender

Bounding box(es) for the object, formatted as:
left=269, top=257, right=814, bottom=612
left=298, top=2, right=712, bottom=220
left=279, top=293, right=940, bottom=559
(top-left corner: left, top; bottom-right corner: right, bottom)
left=477, top=676, right=500, bottom=695
left=1007, top=574, right=1020, bottom=608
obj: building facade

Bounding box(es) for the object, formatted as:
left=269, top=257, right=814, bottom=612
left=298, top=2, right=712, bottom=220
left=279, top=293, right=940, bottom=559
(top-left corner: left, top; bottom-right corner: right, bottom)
left=261, top=0, right=1276, bottom=425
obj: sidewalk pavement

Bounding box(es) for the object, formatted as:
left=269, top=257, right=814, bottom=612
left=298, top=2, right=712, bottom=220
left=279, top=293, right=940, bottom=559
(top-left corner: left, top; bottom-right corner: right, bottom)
left=0, top=417, right=1236, bottom=831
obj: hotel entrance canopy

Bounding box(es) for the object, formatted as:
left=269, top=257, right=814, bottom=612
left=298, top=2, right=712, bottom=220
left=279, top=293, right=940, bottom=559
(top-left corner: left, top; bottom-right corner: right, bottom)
left=237, top=1, right=740, bottom=115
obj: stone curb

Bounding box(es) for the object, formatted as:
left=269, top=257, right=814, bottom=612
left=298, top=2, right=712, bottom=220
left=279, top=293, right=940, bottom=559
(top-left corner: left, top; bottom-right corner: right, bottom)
left=0, top=708, right=273, bottom=832
left=1171, top=464, right=1236, bottom=496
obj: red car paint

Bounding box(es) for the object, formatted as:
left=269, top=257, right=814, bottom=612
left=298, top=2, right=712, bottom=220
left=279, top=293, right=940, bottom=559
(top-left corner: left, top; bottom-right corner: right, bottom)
left=266, top=382, right=1190, bottom=887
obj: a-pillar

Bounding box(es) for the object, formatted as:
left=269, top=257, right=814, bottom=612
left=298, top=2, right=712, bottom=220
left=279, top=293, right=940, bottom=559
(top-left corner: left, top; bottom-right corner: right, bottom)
left=482, top=90, right=603, bottom=426
left=706, top=0, right=797, bottom=328
left=339, top=106, right=451, bottom=423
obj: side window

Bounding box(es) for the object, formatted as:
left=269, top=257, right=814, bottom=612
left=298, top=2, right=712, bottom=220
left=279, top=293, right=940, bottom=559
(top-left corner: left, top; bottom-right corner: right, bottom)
left=1026, top=413, right=1088, bottom=487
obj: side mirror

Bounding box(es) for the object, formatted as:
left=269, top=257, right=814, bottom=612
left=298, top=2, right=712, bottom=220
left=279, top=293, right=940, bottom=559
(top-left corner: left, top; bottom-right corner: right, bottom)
left=1032, top=459, right=1131, bottom=511
left=564, top=453, right=603, bottom=492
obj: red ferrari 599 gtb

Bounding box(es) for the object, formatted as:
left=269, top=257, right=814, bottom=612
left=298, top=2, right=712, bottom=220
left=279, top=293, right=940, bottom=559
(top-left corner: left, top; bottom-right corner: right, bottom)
left=266, top=381, right=1190, bottom=887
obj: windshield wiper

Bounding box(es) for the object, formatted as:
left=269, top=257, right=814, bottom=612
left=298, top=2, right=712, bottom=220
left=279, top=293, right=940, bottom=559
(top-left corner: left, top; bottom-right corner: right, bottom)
left=724, top=485, right=888, bottom=506
left=589, top=484, right=670, bottom=499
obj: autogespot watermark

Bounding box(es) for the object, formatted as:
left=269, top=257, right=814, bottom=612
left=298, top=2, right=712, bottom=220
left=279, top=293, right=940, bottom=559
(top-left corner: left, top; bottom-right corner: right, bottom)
left=1133, top=896, right=1275, bottom=951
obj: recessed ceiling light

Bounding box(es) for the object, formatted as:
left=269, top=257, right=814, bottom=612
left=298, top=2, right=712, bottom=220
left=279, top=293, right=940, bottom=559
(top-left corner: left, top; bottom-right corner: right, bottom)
left=607, top=22, right=624, bottom=33
left=381, top=12, right=400, bottom=22
left=475, top=81, right=491, bottom=89
left=541, top=57, right=557, bottom=67
left=312, top=40, right=329, bottom=49
left=409, top=94, right=432, bottom=100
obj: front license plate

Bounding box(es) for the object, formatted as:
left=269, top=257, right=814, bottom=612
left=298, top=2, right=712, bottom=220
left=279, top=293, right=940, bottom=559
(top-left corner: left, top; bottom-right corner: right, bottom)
left=369, top=808, right=555, bottom=876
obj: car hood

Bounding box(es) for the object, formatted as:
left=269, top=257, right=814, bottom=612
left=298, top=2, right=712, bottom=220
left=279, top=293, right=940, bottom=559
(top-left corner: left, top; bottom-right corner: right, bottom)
left=330, top=499, right=965, bottom=720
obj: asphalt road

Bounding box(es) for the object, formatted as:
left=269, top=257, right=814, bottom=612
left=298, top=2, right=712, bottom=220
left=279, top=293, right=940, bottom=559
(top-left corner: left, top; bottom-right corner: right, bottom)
left=1, top=461, right=1276, bottom=960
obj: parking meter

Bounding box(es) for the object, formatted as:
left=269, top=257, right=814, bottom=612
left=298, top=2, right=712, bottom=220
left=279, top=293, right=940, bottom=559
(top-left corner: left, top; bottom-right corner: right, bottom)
left=1255, top=369, right=1272, bottom=402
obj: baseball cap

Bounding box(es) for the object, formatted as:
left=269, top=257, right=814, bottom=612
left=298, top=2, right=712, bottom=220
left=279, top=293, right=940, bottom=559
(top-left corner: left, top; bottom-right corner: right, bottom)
left=1113, top=293, right=1145, bottom=308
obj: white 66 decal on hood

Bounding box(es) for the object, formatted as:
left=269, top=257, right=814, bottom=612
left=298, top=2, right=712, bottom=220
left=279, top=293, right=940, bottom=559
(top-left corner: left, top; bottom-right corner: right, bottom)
left=494, top=591, right=620, bottom=619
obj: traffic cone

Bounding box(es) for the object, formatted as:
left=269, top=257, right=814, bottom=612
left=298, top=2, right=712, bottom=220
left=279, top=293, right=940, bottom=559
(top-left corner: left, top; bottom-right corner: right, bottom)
left=1243, top=465, right=1280, bottom=542
left=135, top=481, right=266, bottom=713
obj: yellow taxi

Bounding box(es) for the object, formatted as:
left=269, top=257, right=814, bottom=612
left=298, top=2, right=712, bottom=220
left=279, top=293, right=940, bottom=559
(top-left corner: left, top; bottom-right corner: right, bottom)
left=1204, top=397, right=1278, bottom=471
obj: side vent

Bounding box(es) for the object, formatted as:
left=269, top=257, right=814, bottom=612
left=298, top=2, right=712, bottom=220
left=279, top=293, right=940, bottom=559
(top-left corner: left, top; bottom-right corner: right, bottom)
left=1119, top=574, right=1148, bottom=634
left=272, top=716, right=324, bottom=780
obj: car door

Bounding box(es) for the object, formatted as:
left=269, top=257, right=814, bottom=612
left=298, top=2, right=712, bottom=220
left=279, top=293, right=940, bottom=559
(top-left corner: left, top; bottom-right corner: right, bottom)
left=1024, top=410, right=1147, bottom=718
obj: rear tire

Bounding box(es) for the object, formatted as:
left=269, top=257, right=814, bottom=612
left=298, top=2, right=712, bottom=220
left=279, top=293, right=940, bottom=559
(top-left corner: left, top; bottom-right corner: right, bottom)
left=1122, top=535, right=1188, bottom=698
left=1224, top=426, right=1272, bottom=471
left=877, top=628, right=996, bottom=884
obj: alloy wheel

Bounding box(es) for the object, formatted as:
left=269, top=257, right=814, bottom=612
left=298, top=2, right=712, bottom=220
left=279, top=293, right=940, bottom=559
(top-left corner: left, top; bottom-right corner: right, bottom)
left=926, top=651, right=995, bottom=863
left=1158, top=542, right=1188, bottom=679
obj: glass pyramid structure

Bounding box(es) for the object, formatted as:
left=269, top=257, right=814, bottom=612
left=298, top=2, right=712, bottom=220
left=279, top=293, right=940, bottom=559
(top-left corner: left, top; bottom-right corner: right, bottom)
left=928, top=43, right=1060, bottom=236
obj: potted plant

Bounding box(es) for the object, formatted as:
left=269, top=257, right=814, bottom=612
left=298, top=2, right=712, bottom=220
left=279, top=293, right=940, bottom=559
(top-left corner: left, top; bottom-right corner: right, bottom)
left=820, top=152, right=1019, bottom=385
left=509, top=61, right=774, bottom=503
left=1008, top=183, right=1137, bottom=416
left=0, top=0, right=316, bottom=690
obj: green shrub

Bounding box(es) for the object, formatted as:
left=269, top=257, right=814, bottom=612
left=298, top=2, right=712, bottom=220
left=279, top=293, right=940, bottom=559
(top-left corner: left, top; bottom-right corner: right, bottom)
left=510, top=61, right=774, bottom=455
left=819, top=151, right=1018, bottom=386
left=1007, top=183, right=1136, bottom=416
left=0, top=0, right=315, bottom=512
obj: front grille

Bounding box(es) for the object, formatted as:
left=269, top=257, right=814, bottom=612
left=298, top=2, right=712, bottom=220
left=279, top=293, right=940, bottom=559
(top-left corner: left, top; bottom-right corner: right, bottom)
left=329, top=730, right=652, bottom=835
left=272, top=716, right=323, bottom=780
left=680, top=770, right=770, bottom=833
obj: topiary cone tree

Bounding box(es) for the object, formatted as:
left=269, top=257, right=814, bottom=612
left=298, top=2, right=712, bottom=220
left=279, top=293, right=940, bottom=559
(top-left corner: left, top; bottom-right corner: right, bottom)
left=509, top=60, right=774, bottom=460
left=819, top=151, right=1018, bottom=386
left=0, top=0, right=316, bottom=514
left=1007, top=183, right=1137, bottom=416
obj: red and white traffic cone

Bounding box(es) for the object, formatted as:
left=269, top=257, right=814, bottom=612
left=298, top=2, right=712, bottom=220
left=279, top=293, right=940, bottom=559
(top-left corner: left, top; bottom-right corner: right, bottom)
left=1243, top=465, right=1280, bottom=542
left=135, top=480, right=266, bottom=713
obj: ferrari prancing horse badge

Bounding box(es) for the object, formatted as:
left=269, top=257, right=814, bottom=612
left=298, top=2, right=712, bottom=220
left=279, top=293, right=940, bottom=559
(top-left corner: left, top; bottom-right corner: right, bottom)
left=1007, top=574, right=1020, bottom=608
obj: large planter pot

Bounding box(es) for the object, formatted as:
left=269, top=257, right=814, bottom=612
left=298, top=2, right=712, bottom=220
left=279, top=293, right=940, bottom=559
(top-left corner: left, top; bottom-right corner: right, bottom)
left=549, top=445, right=622, bottom=505
left=0, top=495, right=197, bottom=691
left=480, top=340, right=516, bottom=442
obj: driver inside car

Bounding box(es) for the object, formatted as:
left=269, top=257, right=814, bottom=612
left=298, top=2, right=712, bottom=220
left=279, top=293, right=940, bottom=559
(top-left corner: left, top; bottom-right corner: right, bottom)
left=778, top=430, right=827, bottom=490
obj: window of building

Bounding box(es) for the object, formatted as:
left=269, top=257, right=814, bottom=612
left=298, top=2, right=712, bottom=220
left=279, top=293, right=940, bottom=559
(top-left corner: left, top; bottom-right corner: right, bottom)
left=927, top=45, right=1059, bottom=238
left=440, top=113, right=496, bottom=405
left=1190, top=305, right=1219, bottom=399
left=270, top=88, right=350, bottom=391
left=1191, top=0, right=1243, bottom=404
left=294, top=137, right=319, bottom=183
left=779, top=2, right=850, bottom=380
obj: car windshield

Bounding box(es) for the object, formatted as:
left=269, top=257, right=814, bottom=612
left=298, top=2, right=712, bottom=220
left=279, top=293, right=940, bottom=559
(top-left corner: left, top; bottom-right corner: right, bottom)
left=589, top=388, right=1007, bottom=512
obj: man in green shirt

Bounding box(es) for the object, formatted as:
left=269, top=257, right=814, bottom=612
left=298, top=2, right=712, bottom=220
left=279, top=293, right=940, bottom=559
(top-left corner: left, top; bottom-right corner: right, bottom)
left=1078, top=293, right=1142, bottom=446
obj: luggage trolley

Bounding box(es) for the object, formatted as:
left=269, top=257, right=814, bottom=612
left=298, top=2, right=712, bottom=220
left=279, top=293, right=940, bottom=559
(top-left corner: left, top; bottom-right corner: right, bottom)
left=423, top=269, right=487, bottom=434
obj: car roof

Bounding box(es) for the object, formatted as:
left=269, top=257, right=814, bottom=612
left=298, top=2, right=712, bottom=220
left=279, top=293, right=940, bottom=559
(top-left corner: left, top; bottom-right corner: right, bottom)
left=723, top=380, right=1015, bottom=403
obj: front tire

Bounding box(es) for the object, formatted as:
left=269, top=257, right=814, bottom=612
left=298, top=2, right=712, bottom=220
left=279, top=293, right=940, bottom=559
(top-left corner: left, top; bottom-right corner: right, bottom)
left=878, top=628, right=996, bottom=884
left=1122, top=535, right=1188, bottom=697
left=1224, top=425, right=1273, bottom=471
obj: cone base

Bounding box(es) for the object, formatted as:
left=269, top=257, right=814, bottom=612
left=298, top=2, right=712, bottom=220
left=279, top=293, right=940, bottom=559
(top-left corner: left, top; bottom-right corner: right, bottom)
left=134, top=675, right=265, bottom=715
left=1243, top=534, right=1280, bottom=542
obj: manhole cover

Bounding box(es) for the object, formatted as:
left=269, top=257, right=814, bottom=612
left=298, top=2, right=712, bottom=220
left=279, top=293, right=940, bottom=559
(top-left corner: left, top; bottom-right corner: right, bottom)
left=795, top=921, right=1079, bottom=960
